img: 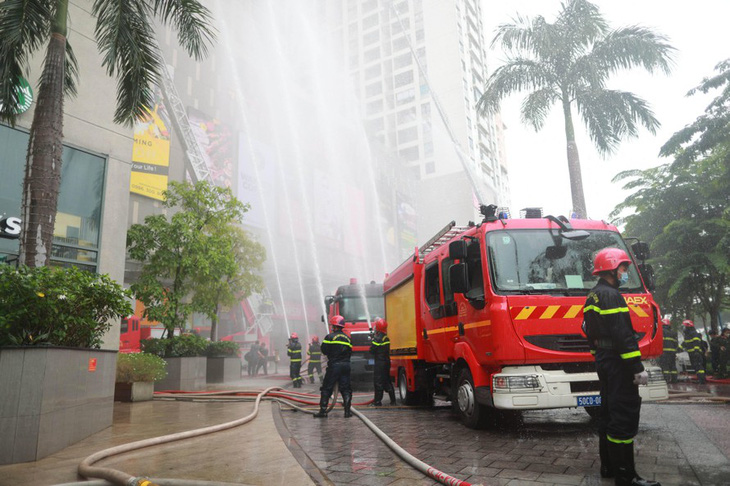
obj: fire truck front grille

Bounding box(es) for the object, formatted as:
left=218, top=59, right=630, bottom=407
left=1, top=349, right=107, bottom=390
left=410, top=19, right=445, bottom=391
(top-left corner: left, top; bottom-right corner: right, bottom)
left=349, top=332, right=372, bottom=347
left=524, top=334, right=590, bottom=353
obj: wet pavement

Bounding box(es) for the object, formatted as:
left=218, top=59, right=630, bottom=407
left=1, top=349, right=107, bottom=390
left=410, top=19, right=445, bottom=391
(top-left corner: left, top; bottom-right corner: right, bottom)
left=0, top=372, right=728, bottom=486
left=282, top=380, right=730, bottom=486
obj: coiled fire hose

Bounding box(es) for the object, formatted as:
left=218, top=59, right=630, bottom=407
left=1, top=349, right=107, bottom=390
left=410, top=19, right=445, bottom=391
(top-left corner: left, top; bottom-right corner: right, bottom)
left=65, top=385, right=479, bottom=486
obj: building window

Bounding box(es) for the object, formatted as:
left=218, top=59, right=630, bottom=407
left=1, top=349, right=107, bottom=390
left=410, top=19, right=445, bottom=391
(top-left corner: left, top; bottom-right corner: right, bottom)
left=366, top=99, right=383, bottom=115
left=364, top=47, right=380, bottom=63
left=398, top=126, right=418, bottom=144
left=365, top=82, right=382, bottom=97
left=395, top=88, right=415, bottom=105
left=363, top=30, right=380, bottom=45
left=424, top=142, right=434, bottom=158
left=397, top=106, right=417, bottom=124
left=0, top=124, right=105, bottom=271
left=393, top=53, right=412, bottom=70
left=400, top=145, right=420, bottom=161
left=362, top=0, right=377, bottom=13
left=365, top=64, right=382, bottom=79
left=362, top=13, right=379, bottom=29
left=394, top=70, right=414, bottom=88
left=392, top=37, right=409, bottom=52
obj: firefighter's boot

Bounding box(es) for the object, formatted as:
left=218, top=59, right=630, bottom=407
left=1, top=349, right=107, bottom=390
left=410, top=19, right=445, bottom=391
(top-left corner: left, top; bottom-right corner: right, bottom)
left=373, top=389, right=383, bottom=407
left=388, top=388, right=397, bottom=405
left=343, top=392, right=353, bottom=418
left=608, top=441, right=660, bottom=486
left=599, top=433, right=614, bottom=478
left=313, top=397, right=329, bottom=418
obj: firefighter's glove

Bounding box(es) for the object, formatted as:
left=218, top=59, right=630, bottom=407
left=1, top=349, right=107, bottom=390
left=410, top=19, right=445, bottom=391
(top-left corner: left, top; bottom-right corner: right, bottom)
left=633, top=371, right=648, bottom=386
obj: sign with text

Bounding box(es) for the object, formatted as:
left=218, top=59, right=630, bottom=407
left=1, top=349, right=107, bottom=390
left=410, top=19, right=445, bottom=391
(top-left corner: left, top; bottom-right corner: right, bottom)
left=130, top=88, right=171, bottom=201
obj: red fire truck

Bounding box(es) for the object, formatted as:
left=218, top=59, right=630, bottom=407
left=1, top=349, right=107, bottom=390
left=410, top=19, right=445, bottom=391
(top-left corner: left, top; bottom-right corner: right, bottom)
left=386, top=207, right=668, bottom=428
left=118, top=316, right=151, bottom=353
left=324, top=278, right=384, bottom=374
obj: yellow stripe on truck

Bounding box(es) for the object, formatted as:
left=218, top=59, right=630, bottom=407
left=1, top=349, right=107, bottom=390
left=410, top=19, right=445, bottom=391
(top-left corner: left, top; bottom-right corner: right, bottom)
left=540, top=305, right=561, bottom=319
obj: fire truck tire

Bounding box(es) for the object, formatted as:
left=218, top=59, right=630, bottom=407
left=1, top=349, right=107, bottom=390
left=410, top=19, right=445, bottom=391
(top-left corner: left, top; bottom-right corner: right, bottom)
left=398, top=368, right=422, bottom=405
left=456, top=368, right=489, bottom=428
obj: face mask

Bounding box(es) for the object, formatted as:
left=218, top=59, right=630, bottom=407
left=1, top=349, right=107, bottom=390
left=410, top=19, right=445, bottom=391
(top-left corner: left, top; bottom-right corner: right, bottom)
left=618, top=271, right=629, bottom=285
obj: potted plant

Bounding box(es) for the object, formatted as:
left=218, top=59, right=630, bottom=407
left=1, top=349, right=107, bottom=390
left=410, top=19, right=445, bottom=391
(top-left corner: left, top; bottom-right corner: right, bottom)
left=205, top=340, right=241, bottom=383
left=115, top=352, right=167, bottom=402
left=0, top=265, right=132, bottom=465
left=141, top=333, right=209, bottom=391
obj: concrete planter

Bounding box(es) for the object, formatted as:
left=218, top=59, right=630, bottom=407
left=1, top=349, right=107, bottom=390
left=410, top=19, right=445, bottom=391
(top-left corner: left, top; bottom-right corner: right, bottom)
left=155, top=357, right=207, bottom=391
left=0, top=346, right=117, bottom=465
left=114, top=381, right=154, bottom=402
left=206, top=356, right=241, bottom=383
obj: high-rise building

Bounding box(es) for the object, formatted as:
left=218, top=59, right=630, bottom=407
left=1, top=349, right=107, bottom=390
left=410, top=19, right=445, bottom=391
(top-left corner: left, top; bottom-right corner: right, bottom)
left=323, top=0, right=511, bottom=240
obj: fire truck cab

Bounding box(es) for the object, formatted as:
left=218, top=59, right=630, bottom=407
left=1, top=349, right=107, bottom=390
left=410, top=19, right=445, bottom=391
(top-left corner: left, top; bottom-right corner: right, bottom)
left=325, top=278, right=384, bottom=374
left=387, top=208, right=668, bottom=428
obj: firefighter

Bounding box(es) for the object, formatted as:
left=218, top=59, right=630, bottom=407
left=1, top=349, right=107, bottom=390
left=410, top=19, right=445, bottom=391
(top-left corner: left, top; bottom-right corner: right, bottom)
left=369, top=318, right=396, bottom=406
left=658, top=318, right=678, bottom=383
left=307, top=335, right=323, bottom=384
left=287, top=333, right=303, bottom=388
left=681, top=320, right=706, bottom=384
left=583, top=248, right=659, bottom=486
left=314, top=315, right=353, bottom=418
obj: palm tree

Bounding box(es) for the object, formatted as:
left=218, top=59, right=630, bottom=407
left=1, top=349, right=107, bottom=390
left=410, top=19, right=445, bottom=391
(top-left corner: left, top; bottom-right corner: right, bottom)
left=0, top=0, right=215, bottom=266
left=478, top=0, right=674, bottom=218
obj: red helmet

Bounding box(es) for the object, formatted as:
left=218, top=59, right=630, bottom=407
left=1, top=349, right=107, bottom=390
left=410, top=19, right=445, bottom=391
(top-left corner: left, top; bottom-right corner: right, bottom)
left=592, top=248, right=632, bottom=276
left=374, top=318, right=387, bottom=333
left=329, top=315, right=345, bottom=328
left=683, top=319, right=694, bottom=328
left=661, top=318, right=671, bottom=326
left=311, top=335, right=319, bottom=342
left=290, top=332, right=298, bottom=339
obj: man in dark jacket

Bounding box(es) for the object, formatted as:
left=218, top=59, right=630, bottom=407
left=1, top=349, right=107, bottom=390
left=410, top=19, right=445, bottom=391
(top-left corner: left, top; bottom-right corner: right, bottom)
left=658, top=318, right=678, bottom=383
left=314, top=315, right=352, bottom=418
left=287, top=333, right=303, bottom=388
left=307, top=335, right=323, bottom=384
left=369, top=318, right=396, bottom=406
left=681, top=320, right=706, bottom=384
left=584, top=247, right=659, bottom=486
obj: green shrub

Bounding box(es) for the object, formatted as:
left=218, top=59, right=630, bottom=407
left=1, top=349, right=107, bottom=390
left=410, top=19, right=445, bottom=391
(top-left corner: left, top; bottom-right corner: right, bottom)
left=205, top=340, right=241, bottom=357
left=0, top=265, right=132, bottom=348
left=141, top=333, right=208, bottom=358
left=116, top=352, right=167, bottom=383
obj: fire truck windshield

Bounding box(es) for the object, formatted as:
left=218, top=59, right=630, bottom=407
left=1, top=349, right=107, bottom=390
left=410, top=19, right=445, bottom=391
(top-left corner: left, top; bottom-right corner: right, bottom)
left=339, top=296, right=385, bottom=322
left=487, top=229, right=644, bottom=295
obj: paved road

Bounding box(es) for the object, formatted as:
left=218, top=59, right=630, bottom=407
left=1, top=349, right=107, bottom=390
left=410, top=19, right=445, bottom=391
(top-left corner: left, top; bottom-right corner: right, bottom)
left=280, top=382, right=730, bottom=486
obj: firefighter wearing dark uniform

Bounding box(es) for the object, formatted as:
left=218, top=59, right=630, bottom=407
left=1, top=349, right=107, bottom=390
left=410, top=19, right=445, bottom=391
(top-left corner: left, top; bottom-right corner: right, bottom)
left=307, top=335, right=323, bottom=384
left=658, top=318, right=678, bottom=383
left=287, top=333, right=303, bottom=388
left=369, top=318, right=396, bottom=406
left=583, top=248, right=659, bottom=486
left=681, top=320, right=706, bottom=384
left=314, top=315, right=353, bottom=418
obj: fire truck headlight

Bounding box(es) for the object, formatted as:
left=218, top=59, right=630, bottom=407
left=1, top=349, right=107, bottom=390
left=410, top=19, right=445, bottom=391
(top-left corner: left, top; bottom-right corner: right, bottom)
left=493, top=374, right=542, bottom=392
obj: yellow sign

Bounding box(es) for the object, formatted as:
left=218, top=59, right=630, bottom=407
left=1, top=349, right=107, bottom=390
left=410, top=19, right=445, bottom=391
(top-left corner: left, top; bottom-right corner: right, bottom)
left=130, top=100, right=171, bottom=200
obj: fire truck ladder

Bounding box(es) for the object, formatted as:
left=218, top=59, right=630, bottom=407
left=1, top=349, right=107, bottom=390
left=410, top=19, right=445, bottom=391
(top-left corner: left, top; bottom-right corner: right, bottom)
left=418, top=221, right=470, bottom=263
left=155, top=48, right=211, bottom=184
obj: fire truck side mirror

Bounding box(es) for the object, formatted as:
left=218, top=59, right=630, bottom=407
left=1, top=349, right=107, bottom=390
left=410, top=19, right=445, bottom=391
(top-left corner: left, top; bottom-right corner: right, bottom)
left=631, top=241, right=650, bottom=261
left=450, top=263, right=469, bottom=294
left=449, top=240, right=467, bottom=260
left=324, top=296, right=334, bottom=307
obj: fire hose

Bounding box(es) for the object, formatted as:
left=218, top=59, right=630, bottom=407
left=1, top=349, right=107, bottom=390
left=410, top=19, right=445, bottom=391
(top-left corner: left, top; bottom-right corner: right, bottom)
left=59, top=384, right=481, bottom=486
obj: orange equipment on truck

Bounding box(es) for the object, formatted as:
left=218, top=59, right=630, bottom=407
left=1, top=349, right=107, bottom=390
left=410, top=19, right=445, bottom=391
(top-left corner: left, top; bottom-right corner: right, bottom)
left=386, top=206, right=668, bottom=428
left=324, top=278, right=384, bottom=374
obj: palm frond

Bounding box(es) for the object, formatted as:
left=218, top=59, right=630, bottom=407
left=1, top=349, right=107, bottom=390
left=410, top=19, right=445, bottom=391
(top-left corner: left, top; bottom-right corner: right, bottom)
left=93, top=0, right=162, bottom=125
left=0, top=0, right=52, bottom=122
left=576, top=87, right=659, bottom=155
left=64, top=40, right=79, bottom=97
left=152, top=0, right=216, bottom=60
left=589, top=26, right=674, bottom=76
left=477, top=59, right=554, bottom=115
left=556, top=0, right=608, bottom=49
left=520, top=86, right=558, bottom=131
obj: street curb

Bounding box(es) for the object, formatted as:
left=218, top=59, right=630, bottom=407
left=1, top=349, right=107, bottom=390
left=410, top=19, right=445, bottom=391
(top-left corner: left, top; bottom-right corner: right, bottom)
left=271, top=402, right=335, bottom=486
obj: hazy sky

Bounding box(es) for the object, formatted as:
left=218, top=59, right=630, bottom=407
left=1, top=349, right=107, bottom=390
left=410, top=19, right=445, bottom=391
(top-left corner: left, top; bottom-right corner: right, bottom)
left=481, top=1, right=728, bottom=222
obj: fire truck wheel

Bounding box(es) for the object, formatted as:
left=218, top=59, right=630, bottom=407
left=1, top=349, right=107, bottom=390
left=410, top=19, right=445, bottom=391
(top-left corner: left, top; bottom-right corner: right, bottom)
left=398, top=368, right=421, bottom=405
left=456, top=367, right=489, bottom=429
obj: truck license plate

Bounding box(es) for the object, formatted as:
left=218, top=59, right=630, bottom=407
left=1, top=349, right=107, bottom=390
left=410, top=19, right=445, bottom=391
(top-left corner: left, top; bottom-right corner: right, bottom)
left=577, top=395, right=601, bottom=407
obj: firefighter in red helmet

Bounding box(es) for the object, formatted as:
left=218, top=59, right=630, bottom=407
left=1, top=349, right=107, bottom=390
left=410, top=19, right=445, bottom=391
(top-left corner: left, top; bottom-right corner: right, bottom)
left=314, top=315, right=353, bottom=418
left=307, top=335, right=323, bottom=384
left=583, top=247, right=659, bottom=486
left=658, top=318, right=678, bottom=383
left=287, top=332, right=303, bottom=388
left=681, top=319, right=707, bottom=384
left=369, top=318, right=396, bottom=406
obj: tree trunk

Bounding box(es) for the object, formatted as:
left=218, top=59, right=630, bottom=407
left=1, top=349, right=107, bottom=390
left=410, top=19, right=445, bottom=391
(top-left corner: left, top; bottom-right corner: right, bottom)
left=211, top=303, right=220, bottom=342
left=19, top=1, right=69, bottom=267
left=561, top=96, right=587, bottom=219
